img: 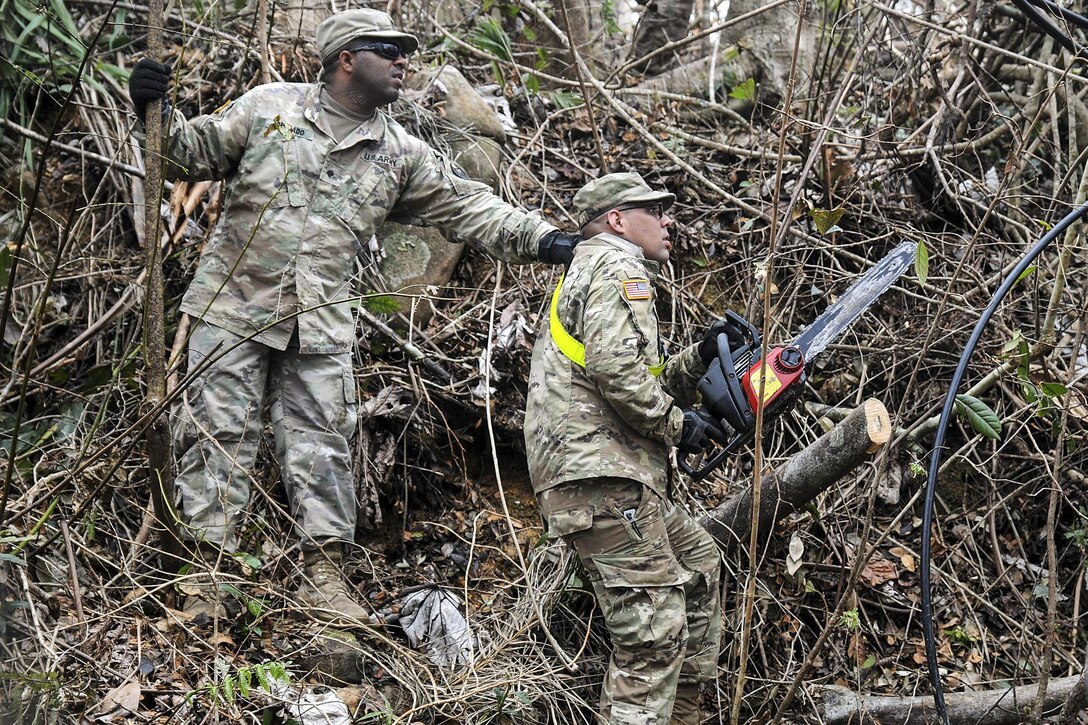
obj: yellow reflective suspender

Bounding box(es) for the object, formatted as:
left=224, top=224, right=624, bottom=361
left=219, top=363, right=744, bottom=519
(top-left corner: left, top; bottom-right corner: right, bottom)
left=549, top=273, right=666, bottom=377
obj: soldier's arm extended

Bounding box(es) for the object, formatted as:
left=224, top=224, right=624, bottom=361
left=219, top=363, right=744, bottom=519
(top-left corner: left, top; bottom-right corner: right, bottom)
left=390, top=146, right=556, bottom=264
left=160, top=92, right=255, bottom=182
left=129, top=58, right=253, bottom=182
left=581, top=259, right=686, bottom=445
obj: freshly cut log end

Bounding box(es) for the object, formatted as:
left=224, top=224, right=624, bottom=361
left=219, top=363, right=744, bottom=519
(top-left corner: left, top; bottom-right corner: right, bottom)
left=865, top=398, right=892, bottom=451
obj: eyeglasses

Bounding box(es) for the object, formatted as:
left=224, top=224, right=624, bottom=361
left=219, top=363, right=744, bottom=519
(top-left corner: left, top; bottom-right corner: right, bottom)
left=615, top=202, right=665, bottom=219
left=347, top=42, right=410, bottom=60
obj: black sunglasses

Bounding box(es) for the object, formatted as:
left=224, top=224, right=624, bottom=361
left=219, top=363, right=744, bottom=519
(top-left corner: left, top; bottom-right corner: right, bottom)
left=615, top=202, right=665, bottom=219
left=347, top=42, right=410, bottom=60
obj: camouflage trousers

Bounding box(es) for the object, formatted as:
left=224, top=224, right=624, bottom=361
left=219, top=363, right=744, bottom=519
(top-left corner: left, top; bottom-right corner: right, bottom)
left=171, top=320, right=358, bottom=551
left=538, top=477, right=722, bottom=725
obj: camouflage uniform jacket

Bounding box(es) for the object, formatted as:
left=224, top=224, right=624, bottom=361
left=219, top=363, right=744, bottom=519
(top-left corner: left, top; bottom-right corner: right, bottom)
left=525, top=233, right=705, bottom=499
left=163, top=82, right=554, bottom=353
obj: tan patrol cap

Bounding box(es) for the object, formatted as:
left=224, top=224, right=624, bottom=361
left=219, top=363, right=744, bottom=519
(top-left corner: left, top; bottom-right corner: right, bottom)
left=315, top=9, right=419, bottom=63
left=573, top=172, right=675, bottom=228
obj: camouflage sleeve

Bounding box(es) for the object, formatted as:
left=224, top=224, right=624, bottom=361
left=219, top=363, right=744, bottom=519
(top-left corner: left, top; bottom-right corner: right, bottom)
left=657, top=342, right=706, bottom=408
left=391, top=145, right=555, bottom=263
left=581, top=258, right=685, bottom=444
left=162, top=93, right=254, bottom=181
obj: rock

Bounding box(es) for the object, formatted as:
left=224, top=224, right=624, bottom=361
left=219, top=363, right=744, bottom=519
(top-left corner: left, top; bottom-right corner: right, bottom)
left=372, top=67, right=513, bottom=325
left=295, top=628, right=368, bottom=685
left=372, top=224, right=462, bottom=325
left=407, top=66, right=507, bottom=142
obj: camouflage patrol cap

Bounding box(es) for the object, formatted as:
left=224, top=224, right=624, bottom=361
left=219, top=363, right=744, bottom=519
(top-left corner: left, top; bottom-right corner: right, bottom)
left=573, top=172, right=675, bottom=228
left=316, top=9, right=419, bottom=63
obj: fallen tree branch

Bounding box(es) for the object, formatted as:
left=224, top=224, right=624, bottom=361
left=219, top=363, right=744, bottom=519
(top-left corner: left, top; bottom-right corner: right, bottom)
left=700, top=399, right=891, bottom=554
left=818, top=674, right=1086, bottom=725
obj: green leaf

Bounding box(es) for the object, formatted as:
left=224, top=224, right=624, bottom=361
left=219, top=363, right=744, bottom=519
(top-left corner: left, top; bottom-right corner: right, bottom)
left=908, top=462, right=925, bottom=477
left=246, top=597, right=263, bottom=618
left=221, top=675, right=235, bottom=703
left=1041, top=382, right=1068, bottom=397
left=235, top=552, right=261, bottom=570
left=1015, top=265, right=1037, bottom=284
left=728, top=77, right=755, bottom=101
left=808, top=206, right=846, bottom=236
left=254, top=664, right=271, bottom=691
left=862, top=654, right=877, bottom=669
left=238, top=668, right=251, bottom=698
left=954, top=394, right=1002, bottom=440
left=360, top=295, right=401, bottom=314
left=548, top=90, right=583, bottom=109
left=1000, top=329, right=1022, bottom=354
left=915, top=238, right=929, bottom=285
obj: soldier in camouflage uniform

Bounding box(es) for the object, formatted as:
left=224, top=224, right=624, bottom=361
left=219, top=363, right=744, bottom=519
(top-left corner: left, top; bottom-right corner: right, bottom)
left=128, top=9, right=579, bottom=625
left=524, top=173, right=729, bottom=724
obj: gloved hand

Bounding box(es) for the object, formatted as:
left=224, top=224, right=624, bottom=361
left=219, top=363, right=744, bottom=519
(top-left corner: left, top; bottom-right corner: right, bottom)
left=537, top=230, right=581, bottom=266
left=128, top=58, right=171, bottom=119
left=678, top=409, right=727, bottom=454
left=698, top=316, right=748, bottom=367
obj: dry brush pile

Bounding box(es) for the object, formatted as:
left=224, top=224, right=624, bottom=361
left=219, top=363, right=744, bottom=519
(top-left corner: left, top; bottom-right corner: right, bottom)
left=1, top=0, right=1087, bottom=722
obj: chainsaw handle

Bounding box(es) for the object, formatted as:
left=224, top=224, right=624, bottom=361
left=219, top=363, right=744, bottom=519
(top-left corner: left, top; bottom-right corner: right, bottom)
left=677, top=425, right=752, bottom=480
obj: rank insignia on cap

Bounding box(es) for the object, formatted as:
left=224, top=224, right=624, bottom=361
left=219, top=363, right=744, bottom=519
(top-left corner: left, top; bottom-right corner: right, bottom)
left=622, top=279, right=652, bottom=300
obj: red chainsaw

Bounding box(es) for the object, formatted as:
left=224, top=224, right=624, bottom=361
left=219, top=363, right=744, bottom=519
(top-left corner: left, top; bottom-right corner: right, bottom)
left=680, top=241, right=917, bottom=480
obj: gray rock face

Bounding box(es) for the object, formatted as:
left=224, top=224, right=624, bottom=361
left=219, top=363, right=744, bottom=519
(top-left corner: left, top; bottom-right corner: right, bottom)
left=371, top=66, right=511, bottom=325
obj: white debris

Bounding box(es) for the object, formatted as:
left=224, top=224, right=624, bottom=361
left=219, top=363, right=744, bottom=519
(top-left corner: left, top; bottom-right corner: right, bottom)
left=399, top=586, right=476, bottom=667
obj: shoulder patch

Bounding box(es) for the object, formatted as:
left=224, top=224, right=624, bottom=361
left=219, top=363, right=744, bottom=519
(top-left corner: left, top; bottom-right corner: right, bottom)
left=622, top=279, right=653, bottom=301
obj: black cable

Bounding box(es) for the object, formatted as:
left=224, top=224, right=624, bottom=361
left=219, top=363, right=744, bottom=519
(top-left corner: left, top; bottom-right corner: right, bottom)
left=1026, top=0, right=1088, bottom=33
left=1011, top=0, right=1088, bottom=60
left=920, top=202, right=1088, bottom=724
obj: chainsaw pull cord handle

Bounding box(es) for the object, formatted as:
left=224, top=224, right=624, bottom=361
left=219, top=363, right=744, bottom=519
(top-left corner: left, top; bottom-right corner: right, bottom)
left=920, top=202, right=1088, bottom=725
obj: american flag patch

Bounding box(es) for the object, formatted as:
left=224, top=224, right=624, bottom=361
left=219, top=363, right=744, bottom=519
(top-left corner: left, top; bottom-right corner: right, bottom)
left=622, top=279, right=652, bottom=300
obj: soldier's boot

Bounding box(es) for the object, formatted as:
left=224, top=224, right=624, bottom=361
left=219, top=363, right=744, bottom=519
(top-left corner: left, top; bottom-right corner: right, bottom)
left=180, top=545, right=228, bottom=620
left=670, top=684, right=702, bottom=725
left=296, top=547, right=373, bottom=628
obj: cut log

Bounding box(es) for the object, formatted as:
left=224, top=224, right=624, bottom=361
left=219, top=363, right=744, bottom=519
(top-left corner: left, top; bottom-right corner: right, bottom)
left=818, top=674, right=1087, bottom=724
left=699, top=399, right=891, bottom=554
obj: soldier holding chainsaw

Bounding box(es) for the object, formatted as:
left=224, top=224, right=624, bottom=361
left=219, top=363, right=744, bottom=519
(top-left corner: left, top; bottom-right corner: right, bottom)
left=524, top=172, right=730, bottom=725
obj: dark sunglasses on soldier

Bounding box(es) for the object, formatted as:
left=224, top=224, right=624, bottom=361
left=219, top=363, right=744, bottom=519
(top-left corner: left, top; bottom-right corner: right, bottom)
left=348, top=42, right=410, bottom=60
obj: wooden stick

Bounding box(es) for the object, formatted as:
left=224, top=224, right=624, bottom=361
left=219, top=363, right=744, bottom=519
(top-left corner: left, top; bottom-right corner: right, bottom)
left=141, top=0, right=182, bottom=568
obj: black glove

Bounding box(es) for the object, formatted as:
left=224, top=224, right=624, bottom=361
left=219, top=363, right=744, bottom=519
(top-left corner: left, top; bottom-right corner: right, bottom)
left=678, top=409, right=727, bottom=455
left=129, top=58, right=171, bottom=119
left=537, top=230, right=581, bottom=266
left=698, top=316, right=748, bottom=367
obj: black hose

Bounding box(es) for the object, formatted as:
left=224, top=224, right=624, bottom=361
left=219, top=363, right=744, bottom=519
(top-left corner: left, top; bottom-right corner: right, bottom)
left=920, top=202, right=1088, bottom=724
left=1012, top=0, right=1088, bottom=60
left=1025, top=0, right=1088, bottom=33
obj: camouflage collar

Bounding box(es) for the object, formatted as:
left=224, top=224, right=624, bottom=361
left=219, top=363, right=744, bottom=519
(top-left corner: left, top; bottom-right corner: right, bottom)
left=576, top=232, right=661, bottom=276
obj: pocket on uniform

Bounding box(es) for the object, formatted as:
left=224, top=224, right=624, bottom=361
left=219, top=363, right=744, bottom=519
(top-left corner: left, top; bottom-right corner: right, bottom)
left=591, top=551, right=692, bottom=589
left=545, top=506, right=593, bottom=537
left=240, top=138, right=303, bottom=209
left=337, top=165, right=392, bottom=228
